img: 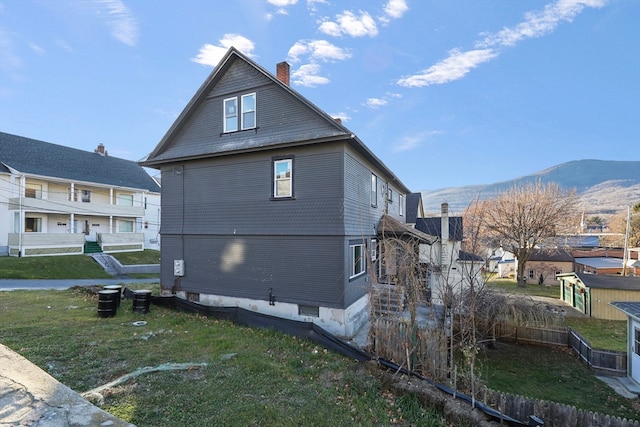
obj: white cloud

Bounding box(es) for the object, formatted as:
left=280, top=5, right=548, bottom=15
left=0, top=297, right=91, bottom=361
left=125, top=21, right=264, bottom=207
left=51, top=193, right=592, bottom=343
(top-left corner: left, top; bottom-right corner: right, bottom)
left=0, top=29, right=23, bottom=71
left=95, top=0, right=138, bottom=46
left=291, top=63, right=330, bottom=87
left=330, top=111, right=351, bottom=123
left=56, top=39, right=74, bottom=53
left=366, top=98, right=387, bottom=108
left=393, top=135, right=423, bottom=153
left=319, top=10, right=378, bottom=37
left=287, top=39, right=351, bottom=63
left=397, top=48, right=497, bottom=87
left=192, top=34, right=256, bottom=67
left=476, top=0, right=608, bottom=48
left=267, top=0, right=297, bottom=6
left=398, top=0, right=607, bottom=88
left=28, top=43, right=45, bottom=55
left=383, top=0, right=408, bottom=20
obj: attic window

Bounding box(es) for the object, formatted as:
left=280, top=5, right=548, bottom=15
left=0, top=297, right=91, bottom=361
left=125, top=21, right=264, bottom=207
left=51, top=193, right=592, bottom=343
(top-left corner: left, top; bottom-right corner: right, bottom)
left=223, top=93, right=256, bottom=133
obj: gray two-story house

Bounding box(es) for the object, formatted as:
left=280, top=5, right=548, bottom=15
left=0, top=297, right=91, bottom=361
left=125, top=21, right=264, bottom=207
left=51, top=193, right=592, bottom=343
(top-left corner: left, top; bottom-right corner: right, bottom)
left=141, top=48, right=415, bottom=338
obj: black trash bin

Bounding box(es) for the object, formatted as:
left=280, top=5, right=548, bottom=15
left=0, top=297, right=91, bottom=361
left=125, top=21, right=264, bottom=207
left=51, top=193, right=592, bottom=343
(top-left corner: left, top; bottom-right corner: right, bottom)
left=132, top=289, right=152, bottom=314
left=98, top=290, right=119, bottom=318
left=103, top=285, right=122, bottom=307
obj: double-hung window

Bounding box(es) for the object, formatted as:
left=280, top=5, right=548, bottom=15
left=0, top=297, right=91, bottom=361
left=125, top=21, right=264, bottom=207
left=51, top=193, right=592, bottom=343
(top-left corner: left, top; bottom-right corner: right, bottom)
left=224, top=93, right=256, bottom=133
left=81, top=190, right=91, bottom=203
left=241, top=93, right=256, bottom=130
left=399, top=194, right=405, bottom=216
left=274, top=158, right=293, bottom=198
left=350, top=242, right=365, bottom=279
left=371, top=174, right=378, bottom=207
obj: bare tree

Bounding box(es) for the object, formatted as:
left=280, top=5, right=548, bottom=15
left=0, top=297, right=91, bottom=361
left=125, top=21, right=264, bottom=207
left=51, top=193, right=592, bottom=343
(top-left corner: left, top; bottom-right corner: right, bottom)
left=472, top=182, right=578, bottom=287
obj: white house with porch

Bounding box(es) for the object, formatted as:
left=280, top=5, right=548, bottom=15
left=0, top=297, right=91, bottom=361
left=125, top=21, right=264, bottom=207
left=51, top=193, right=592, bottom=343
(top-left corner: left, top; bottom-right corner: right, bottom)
left=0, top=132, right=161, bottom=257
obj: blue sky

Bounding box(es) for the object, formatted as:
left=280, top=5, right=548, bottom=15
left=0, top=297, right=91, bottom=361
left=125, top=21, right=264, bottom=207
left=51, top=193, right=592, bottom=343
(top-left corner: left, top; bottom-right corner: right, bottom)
left=1, top=0, right=638, bottom=191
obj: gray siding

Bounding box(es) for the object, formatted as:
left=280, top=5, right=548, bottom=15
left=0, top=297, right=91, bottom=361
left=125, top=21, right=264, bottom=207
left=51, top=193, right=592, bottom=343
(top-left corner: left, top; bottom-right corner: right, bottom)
left=160, top=144, right=344, bottom=236
left=162, top=234, right=346, bottom=308
left=152, top=59, right=346, bottom=162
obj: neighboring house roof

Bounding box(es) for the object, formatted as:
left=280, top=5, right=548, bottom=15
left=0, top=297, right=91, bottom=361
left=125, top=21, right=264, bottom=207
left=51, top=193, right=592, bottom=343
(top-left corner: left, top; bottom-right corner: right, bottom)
left=574, top=257, right=623, bottom=269
left=141, top=47, right=410, bottom=195
left=557, top=272, right=640, bottom=291
left=415, top=217, right=463, bottom=241
left=406, top=193, right=422, bottom=223
left=377, top=214, right=437, bottom=244
left=0, top=132, right=161, bottom=193
left=458, top=250, right=484, bottom=262
left=528, top=248, right=574, bottom=262
left=610, top=301, right=640, bottom=321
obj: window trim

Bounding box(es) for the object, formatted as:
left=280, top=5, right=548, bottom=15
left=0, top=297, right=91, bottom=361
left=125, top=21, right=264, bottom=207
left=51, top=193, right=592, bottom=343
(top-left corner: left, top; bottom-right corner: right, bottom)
left=272, top=157, right=294, bottom=199
left=350, top=241, right=366, bottom=280
left=371, top=238, right=378, bottom=262
left=399, top=194, right=405, bottom=216
left=223, top=97, right=238, bottom=133
left=81, top=189, right=91, bottom=203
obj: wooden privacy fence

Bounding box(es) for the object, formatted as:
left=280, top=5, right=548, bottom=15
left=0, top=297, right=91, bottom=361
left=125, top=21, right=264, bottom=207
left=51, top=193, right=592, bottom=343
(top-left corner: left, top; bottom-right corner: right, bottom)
left=369, top=318, right=449, bottom=383
left=568, top=329, right=627, bottom=376
left=485, top=389, right=639, bottom=427
left=491, top=322, right=627, bottom=376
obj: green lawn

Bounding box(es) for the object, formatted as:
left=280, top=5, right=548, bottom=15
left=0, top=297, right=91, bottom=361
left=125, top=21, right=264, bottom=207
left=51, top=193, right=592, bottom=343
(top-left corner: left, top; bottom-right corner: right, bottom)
left=565, top=317, right=627, bottom=352
left=110, top=250, right=160, bottom=265
left=486, top=277, right=560, bottom=299
left=482, top=342, right=639, bottom=421
left=0, top=287, right=447, bottom=427
left=0, top=254, right=112, bottom=279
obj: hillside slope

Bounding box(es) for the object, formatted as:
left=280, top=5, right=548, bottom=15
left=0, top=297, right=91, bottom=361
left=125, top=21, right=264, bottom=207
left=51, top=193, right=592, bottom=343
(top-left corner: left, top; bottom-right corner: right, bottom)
left=420, top=160, right=640, bottom=216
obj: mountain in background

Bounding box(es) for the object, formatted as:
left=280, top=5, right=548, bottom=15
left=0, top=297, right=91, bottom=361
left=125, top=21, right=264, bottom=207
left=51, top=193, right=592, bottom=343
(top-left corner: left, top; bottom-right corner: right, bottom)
left=420, top=160, right=640, bottom=216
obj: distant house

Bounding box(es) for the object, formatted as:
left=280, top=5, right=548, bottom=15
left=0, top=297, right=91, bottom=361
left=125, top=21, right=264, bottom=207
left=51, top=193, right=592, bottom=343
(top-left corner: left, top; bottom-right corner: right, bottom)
left=0, top=132, right=161, bottom=257
left=415, top=203, right=483, bottom=305
left=557, top=272, right=640, bottom=320
left=518, top=248, right=574, bottom=285
left=610, top=301, right=640, bottom=388
left=140, top=48, right=414, bottom=338
left=575, top=257, right=624, bottom=275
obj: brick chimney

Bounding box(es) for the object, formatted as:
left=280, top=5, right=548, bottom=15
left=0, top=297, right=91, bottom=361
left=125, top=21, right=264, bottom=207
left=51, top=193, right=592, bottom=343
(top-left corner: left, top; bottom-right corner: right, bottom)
left=276, top=61, right=290, bottom=86
left=95, top=143, right=107, bottom=156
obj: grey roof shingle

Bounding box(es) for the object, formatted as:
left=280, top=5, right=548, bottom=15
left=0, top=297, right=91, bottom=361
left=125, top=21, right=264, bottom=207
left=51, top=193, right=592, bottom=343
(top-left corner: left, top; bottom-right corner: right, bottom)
left=0, top=132, right=160, bottom=193
left=577, top=273, right=640, bottom=290
left=610, top=301, right=640, bottom=320
left=415, top=217, right=463, bottom=241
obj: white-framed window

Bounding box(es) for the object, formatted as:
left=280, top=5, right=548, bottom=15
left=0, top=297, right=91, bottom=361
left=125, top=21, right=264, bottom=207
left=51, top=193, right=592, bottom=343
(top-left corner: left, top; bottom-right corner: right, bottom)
left=25, top=217, right=42, bottom=232
left=117, top=194, right=134, bottom=206
left=635, top=328, right=640, bottom=356
left=388, top=188, right=393, bottom=203
left=25, top=183, right=42, bottom=199
left=81, top=190, right=91, bottom=203
left=241, top=93, right=256, bottom=130
left=224, top=97, right=238, bottom=132
left=371, top=174, right=378, bottom=207
left=118, top=220, right=134, bottom=233
left=350, top=242, right=365, bottom=279
left=274, top=158, right=292, bottom=198
left=371, top=238, right=378, bottom=262
left=529, top=269, right=535, bottom=279
left=224, top=93, right=256, bottom=133
left=399, top=194, right=405, bottom=216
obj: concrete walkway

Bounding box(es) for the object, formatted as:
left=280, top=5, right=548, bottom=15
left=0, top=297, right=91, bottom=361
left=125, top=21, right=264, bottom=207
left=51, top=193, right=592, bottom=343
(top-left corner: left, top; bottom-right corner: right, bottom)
left=0, top=343, right=134, bottom=427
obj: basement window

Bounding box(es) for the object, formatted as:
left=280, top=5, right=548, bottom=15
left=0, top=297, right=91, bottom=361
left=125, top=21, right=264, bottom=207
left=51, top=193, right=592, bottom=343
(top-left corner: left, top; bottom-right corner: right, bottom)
left=298, top=305, right=319, bottom=317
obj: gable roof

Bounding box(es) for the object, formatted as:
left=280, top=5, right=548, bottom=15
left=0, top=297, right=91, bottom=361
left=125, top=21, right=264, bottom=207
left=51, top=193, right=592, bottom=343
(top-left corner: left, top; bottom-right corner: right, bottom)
left=610, top=301, right=640, bottom=321
left=529, top=248, right=574, bottom=262
left=415, top=217, right=463, bottom=241
left=140, top=47, right=409, bottom=194
left=0, top=132, right=160, bottom=192
left=406, top=193, right=423, bottom=223
left=557, top=272, right=640, bottom=291
left=377, top=214, right=437, bottom=245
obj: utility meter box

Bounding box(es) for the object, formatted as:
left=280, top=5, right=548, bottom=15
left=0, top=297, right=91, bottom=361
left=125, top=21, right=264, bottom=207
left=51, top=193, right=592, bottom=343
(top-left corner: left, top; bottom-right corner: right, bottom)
left=173, top=259, right=185, bottom=276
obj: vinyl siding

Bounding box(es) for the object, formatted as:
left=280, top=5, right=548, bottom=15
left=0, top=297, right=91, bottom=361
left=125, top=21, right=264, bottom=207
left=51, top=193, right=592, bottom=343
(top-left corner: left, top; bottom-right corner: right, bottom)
left=161, top=234, right=346, bottom=308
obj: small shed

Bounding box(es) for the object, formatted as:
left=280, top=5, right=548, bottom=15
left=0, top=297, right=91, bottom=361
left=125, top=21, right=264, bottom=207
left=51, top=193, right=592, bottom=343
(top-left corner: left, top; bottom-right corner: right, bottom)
left=557, top=273, right=640, bottom=320
left=610, top=301, right=640, bottom=389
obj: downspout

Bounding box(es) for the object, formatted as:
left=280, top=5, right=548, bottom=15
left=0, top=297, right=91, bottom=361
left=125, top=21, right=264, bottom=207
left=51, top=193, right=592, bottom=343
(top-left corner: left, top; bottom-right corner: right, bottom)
left=18, top=175, right=24, bottom=256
